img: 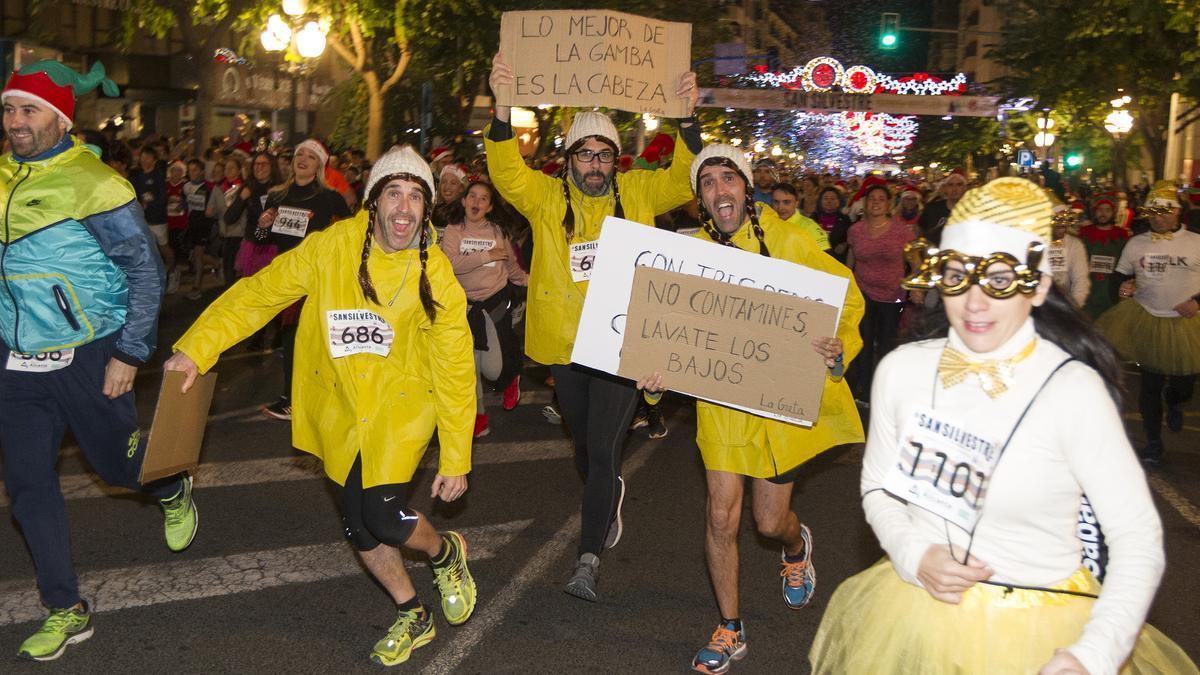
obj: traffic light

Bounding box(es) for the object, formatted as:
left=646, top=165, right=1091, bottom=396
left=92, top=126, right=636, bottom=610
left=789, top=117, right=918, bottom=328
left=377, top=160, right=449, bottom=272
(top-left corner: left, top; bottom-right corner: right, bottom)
left=880, top=13, right=900, bottom=49
left=1066, top=154, right=1083, bottom=168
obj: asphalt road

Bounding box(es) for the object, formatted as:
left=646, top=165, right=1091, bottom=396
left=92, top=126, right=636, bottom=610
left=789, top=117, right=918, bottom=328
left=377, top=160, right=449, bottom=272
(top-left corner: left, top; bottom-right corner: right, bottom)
left=1, top=288, right=1197, bottom=673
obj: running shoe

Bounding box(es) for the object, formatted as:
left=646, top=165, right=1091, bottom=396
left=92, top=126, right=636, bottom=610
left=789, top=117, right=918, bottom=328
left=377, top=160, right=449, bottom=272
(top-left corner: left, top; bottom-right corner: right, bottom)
left=564, top=553, right=600, bottom=602
left=1139, top=440, right=1164, bottom=467
left=780, top=524, right=816, bottom=609
left=604, top=477, right=626, bottom=550
left=474, top=414, right=490, bottom=438
left=262, top=397, right=292, bottom=421
left=629, top=407, right=649, bottom=430
left=160, top=474, right=198, bottom=552
left=432, top=532, right=476, bottom=626
left=18, top=604, right=93, bottom=661
left=647, top=406, right=669, bottom=439
left=541, top=404, right=563, bottom=425
left=502, top=375, right=521, bottom=411
left=370, top=607, right=435, bottom=666
left=1167, top=405, right=1184, bottom=433
left=691, top=621, right=747, bottom=674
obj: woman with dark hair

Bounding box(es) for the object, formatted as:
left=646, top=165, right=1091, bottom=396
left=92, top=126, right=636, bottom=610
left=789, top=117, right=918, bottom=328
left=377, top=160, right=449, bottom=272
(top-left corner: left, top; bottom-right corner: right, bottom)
left=810, top=179, right=1196, bottom=675
left=164, top=146, right=478, bottom=667
left=811, top=186, right=852, bottom=262
left=228, top=151, right=282, bottom=281
left=845, top=183, right=916, bottom=404
left=440, top=180, right=529, bottom=437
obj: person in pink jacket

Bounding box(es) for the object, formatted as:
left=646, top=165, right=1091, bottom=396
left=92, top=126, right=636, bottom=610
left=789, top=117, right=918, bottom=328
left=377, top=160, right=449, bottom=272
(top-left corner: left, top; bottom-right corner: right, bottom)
left=440, top=181, right=529, bottom=436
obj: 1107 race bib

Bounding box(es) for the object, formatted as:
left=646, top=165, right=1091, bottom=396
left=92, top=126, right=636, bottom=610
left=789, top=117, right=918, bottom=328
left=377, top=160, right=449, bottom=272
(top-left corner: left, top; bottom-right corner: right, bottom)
left=327, top=310, right=395, bottom=358
left=272, top=206, right=315, bottom=238
left=6, top=349, right=75, bottom=372
left=570, top=241, right=599, bottom=283
left=882, top=407, right=1002, bottom=531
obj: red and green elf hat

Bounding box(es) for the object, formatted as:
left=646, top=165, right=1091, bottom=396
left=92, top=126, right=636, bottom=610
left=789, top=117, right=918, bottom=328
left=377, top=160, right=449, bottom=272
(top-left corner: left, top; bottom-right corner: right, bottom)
left=2, top=60, right=119, bottom=130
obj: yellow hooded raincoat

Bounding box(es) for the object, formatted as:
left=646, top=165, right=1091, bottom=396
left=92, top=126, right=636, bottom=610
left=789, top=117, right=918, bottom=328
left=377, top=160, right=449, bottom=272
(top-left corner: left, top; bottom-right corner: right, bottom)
left=694, top=207, right=866, bottom=477
left=174, top=211, right=475, bottom=487
left=485, top=128, right=696, bottom=365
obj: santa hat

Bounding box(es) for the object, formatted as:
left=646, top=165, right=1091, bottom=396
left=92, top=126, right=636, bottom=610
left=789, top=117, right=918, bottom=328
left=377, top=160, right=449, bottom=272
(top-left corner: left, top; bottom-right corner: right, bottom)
left=294, top=139, right=329, bottom=166
left=365, top=145, right=436, bottom=205
left=1091, top=191, right=1118, bottom=211
left=2, top=60, right=118, bottom=130
left=849, top=174, right=889, bottom=206
left=690, top=144, right=752, bottom=194
left=635, top=133, right=675, bottom=171
left=440, top=163, right=468, bottom=184
left=429, top=147, right=452, bottom=163
left=564, top=111, right=621, bottom=153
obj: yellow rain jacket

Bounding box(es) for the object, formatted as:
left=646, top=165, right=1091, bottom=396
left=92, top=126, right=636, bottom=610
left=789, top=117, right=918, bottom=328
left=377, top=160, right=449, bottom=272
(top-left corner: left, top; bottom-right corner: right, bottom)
left=485, top=129, right=696, bottom=365
left=694, top=207, right=865, bottom=478
left=174, top=211, right=475, bottom=487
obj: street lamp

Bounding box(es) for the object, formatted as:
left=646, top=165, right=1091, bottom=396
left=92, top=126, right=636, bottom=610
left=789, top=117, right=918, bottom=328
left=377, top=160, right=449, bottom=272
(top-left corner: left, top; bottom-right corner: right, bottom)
left=1104, top=93, right=1134, bottom=188
left=1034, top=111, right=1055, bottom=162
left=259, top=7, right=328, bottom=144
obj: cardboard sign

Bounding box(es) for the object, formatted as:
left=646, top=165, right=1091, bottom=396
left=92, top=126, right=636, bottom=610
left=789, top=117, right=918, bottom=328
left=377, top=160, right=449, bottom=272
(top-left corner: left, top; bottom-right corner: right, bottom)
left=141, top=371, right=217, bottom=482
left=619, top=267, right=837, bottom=426
left=571, top=217, right=850, bottom=382
left=497, top=10, right=692, bottom=117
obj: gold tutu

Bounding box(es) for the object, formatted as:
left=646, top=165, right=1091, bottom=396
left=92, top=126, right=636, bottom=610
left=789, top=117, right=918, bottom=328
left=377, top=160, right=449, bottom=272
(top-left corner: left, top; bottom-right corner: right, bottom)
left=1096, top=300, right=1200, bottom=375
left=809, top=558, right=1198, bottom=674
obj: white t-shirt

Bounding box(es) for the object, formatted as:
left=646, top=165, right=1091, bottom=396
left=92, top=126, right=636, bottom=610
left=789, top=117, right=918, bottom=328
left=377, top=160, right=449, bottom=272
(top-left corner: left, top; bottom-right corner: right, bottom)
left=862, top=320, right=1164, bottom=675
left=1115, top=229, right=1200, bottom=317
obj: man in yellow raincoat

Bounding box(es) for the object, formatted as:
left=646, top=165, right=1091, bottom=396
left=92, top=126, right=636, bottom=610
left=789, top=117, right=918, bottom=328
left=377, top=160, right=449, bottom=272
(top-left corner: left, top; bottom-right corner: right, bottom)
left=640, top=144, right=865, bottom=675
left=164, top=146, right=477, bottom=667
left=486, top=52, right=701, bottom=602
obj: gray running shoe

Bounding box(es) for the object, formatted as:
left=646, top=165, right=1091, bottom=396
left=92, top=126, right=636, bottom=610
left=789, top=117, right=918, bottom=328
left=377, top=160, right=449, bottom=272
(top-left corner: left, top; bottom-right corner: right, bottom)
left=564, top=553, right=600, bottom=602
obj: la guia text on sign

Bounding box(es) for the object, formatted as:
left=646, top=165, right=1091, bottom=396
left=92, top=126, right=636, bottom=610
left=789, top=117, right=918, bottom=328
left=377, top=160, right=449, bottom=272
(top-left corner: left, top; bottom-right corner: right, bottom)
left=497, top=10, right=692, bottom=117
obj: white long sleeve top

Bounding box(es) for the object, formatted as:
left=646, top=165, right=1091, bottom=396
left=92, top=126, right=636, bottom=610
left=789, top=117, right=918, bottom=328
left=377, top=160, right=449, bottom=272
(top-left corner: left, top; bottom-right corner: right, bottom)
left=1049, top=235, right=1091, bottom=308
left=861, top=318, right=1165, bottom=675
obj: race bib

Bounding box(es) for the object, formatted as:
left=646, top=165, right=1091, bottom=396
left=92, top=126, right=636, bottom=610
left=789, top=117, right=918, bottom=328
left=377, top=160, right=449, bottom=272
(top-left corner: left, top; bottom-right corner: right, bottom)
left=461, top=237, right=498, bottom=268
left=326, top=310, right=394, bottom=358
left=1088, top=255, right=1115, bottom=274
left=6, top=349, right=75, bottom=372
left=187, top=191, right=207, bottom=212
left=167, top=195, right=184, bottom=217
left=1141, top=253, right=1170, bottom=280
left=882, top=407, right=1001, bottom=532
left=1048, top=244, right=1067, bottom=274
left=570, top=241, right=599, bottom=283
left=272, top=206, right=314, bottom=238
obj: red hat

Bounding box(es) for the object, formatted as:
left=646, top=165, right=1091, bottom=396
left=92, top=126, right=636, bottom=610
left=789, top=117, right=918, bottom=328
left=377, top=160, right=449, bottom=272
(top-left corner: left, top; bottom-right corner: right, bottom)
left=430, top=147, right=451, bottom=162
left=849, top=174, right=888, bottom=205
left=1092, top=191, right=1118, bottom=210
left=2, top=60, right=118, bottom=131
left=540, top=161, right=561, bottom=176
left=636, top=133, right=675, bottom=170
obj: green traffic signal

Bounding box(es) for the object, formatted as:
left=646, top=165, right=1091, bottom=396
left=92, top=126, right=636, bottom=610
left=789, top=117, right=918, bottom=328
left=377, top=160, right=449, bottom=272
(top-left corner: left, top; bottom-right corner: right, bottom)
left=880, top=12, right=900, bottom=50
left=1066, top=154, right=1083, bottom=168
left=881, top=34, right=897, bottom=47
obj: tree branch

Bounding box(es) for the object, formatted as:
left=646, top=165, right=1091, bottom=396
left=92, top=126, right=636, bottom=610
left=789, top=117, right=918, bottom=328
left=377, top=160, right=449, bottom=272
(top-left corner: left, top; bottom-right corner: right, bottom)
left=380, top=44, right=410, bottom=93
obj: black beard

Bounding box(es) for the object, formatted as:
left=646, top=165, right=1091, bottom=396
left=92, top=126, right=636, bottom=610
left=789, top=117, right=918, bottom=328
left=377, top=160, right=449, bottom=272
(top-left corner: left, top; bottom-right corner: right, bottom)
left=570, top=164, right=611, bottom=197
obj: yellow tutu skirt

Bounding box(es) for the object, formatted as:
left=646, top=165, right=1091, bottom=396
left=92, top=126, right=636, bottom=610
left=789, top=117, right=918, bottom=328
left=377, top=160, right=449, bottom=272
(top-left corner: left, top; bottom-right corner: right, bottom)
left=809, top=558, right=1198, bottom=675
left=1096, top=300, right=1200, bottom=375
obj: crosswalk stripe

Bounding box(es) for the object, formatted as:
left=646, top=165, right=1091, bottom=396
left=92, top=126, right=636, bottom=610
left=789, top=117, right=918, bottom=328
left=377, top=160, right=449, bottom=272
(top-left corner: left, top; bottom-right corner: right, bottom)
left=0, top=519, right=530, bottom=627
left=0, top=440, right=574, bottom=509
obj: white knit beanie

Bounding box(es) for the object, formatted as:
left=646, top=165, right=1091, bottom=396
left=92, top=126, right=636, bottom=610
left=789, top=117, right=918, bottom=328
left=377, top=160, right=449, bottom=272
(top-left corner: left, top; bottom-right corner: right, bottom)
left=366, top=145, right=436, bottom=205
left=564, top=111, right=621, bottom=153
left=690, top=144, right=753, bottom=194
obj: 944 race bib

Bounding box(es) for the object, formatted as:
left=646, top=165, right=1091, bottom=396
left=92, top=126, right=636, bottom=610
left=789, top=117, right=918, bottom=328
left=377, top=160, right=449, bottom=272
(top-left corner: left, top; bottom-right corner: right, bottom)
left=327, top=310, right=394, bottom=358
left=272, top=206, right=314, bottom=238
left=882, top=407, right=1001, bottom=532
left=570, top=241, right=599, bottom=283
left=6, top=349, right=75, bottom=372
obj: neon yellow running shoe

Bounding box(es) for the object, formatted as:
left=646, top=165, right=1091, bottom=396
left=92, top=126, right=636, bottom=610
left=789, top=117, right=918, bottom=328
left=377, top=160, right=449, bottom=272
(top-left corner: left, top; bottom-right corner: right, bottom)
left=370, top=608, right=435, bottom=666
left=18, top=604, right=93, bottom=661
left=160, top=475, right=198, bottom=552
left=432, top=531, right=476, bottom=626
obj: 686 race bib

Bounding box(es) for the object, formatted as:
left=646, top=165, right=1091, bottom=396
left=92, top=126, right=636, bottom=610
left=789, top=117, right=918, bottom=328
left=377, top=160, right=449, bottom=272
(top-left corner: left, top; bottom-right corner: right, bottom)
left=272, top=206, right=314, bottom=238
left=326, top=310, right=394, bottom=358
left=570, top=241, right=599, bottom=283
left=6, top=349, right=75, bottom=372
left=882, top=407, right=1001, bottom=532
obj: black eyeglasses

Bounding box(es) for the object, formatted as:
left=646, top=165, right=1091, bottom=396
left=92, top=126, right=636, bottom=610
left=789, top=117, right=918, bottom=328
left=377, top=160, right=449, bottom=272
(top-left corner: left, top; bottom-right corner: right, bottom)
left=574, top=149, right=616, bottom=164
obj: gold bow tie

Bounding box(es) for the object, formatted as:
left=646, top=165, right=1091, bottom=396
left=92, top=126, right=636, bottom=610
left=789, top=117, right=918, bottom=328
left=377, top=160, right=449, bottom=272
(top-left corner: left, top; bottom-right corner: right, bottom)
left=1150, top=231, right=1175, bottom=242
left=938, top=339, right=1038, bottom=398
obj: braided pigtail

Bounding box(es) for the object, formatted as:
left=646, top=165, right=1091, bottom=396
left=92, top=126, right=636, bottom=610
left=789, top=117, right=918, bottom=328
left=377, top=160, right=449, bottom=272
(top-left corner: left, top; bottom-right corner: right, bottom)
left=359, top=203, right=381, bottom=303
left=611, top=173, right=625, bottom=220
left=559, top=169, right=575, bottom=242
left=417, top=218, right=441, bottom=323
left=746, top=193, right=771, bottom=257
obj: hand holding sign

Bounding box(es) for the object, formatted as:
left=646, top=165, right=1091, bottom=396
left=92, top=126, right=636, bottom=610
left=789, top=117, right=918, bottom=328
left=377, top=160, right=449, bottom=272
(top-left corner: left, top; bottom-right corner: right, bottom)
left=490, top=51, right=516, bottom=123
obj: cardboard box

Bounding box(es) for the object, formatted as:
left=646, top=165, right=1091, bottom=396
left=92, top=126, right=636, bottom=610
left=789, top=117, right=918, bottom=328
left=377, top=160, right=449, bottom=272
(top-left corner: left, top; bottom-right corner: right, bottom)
left=140, top=370, right=217, bottom=482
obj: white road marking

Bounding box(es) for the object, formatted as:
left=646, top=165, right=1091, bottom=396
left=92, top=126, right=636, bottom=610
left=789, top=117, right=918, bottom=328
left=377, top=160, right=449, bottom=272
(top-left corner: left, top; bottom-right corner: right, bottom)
left=1147, top=474, right=1200, bottom=531
left=424, top=415, right=670, bottom=674
left=0, top=520, right=530, bottom=627
left=0, top=440, right=575, bottom=508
